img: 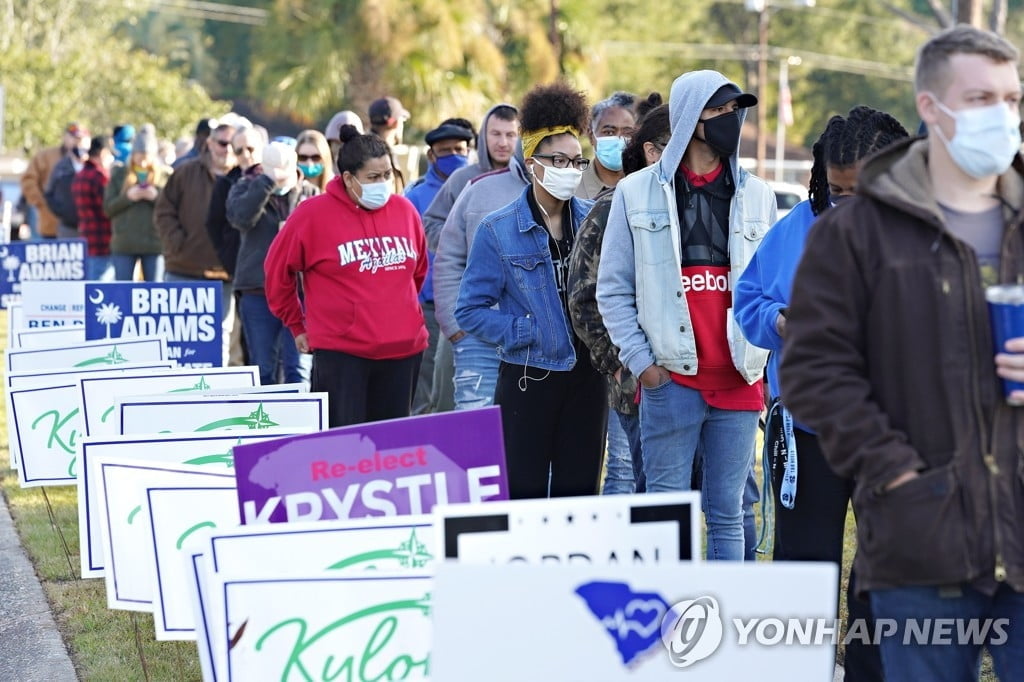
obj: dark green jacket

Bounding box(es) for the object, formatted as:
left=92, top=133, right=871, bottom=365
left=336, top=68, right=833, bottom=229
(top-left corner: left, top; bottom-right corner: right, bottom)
left=104, top=163, right=169, bottom=255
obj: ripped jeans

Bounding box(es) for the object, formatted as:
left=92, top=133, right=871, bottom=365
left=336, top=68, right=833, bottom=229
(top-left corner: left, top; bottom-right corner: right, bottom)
left=451, top=332, right=501, bottom=410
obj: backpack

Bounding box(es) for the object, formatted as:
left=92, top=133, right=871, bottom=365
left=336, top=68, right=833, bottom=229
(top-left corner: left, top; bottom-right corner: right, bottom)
left=44, top=157, right=79, bottom=229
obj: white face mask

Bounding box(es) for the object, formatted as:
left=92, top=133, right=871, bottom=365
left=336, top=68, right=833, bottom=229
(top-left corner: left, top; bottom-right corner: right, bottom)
left=353, top=179, right=391, bottom=210
left=928, top=94, right=1021, bottom=179
left=533, top=162, right=582, bottom=201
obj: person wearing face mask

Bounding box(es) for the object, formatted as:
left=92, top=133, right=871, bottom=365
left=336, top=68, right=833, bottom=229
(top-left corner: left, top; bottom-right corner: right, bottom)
left=597, top=71, right=777, bottom=560
left=22, top=122, right=90, bottom=239
left=577, top=91, right=637, bottom=200
left=736, top=106, right=908, bottom=682
left=295, top=130, right=335, bottom=193
left=228, top=141, right=318, bottom=385
left=405, top=120, right=475, bottom=414
left=265, top=132, right=428, bottom=427
left=71, top=135, right=116, bottom=280
left=782, top=26, right=1024, bottom=681
left=567, top=96, right=666, bottom=500
left=105, top=123, right=170, bottom=281
left=44, top=125, right=93, bottom=238
left=456, top=83, right=605, bottom=499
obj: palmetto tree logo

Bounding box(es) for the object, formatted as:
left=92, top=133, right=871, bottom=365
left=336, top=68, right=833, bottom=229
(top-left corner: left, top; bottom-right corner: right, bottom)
left=95, top=302, right=123, bottom=339
left=2, top=253, right=21, bottom=282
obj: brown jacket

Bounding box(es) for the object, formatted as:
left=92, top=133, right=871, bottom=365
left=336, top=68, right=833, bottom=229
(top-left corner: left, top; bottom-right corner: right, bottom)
left=19, top=146, right=63, bottom=237
left=154, top=154, right=226, bottom=278
left=781, top=137, right=1024, bottom=596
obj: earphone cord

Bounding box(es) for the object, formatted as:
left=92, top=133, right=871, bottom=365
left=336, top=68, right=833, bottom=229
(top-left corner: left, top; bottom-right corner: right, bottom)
left=518, top=343, right=550, bottom=392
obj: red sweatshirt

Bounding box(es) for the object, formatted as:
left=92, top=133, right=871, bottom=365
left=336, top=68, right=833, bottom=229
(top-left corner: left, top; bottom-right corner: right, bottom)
left=264, top=177, right=428, bottom=360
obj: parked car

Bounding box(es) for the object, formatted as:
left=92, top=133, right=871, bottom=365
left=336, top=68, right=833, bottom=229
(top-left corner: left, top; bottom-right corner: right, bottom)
left=768, top=181, right=807, bottom=219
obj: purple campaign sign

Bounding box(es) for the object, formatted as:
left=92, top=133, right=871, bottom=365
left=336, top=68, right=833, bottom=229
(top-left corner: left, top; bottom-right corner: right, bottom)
left=233, top=407, right=508, bottom=524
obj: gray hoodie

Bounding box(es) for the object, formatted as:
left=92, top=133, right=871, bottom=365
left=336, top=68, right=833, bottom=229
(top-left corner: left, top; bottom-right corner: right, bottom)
left=433, top=153, right=530, bottom=339
left=596, top=70, right=775, bottom=381
left=422, top=103, right=517, bottom=250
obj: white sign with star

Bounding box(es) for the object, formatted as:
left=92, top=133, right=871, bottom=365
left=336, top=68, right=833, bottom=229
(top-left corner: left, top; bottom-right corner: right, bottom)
left=183, top=515, right=435, bottom=682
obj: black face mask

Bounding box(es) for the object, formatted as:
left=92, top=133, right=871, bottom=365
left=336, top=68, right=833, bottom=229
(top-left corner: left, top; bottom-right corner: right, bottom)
left=699, top=110, right=741, bottom=158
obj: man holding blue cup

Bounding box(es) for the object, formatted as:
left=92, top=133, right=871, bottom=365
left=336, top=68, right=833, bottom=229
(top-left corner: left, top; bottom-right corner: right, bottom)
left=780, top=25, right=1024, bottom=682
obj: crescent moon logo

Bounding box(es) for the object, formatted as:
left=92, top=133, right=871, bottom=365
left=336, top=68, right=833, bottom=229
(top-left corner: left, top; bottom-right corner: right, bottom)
left=89, top=289, right=104, bottom=304
left=0, top=247, right=8, bottom=259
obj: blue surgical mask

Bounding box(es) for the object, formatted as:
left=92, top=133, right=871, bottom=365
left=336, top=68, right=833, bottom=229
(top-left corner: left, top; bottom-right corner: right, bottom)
left=299, top=162, right=324, bottom=179
left=356, top=180, right=391, bottom=210
left=595, top=136, right=627, bottom=172
left=434, top=153, right=469, bottom=178
left=928, top=93, right=1021, bottom=179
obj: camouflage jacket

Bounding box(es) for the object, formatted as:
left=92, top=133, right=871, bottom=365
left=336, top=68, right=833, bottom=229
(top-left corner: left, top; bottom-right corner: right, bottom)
left=567, top=192, right=638, bottom=414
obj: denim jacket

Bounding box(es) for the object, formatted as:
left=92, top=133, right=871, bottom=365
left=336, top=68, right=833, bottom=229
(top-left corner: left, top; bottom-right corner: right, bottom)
left=455, top=187, right=594, bottom=371
left=596, top=160, right=776, bottom=382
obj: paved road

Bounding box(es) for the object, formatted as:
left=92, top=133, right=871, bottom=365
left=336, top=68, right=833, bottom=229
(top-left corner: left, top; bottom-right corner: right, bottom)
left=0, top=490, right=77, bottom=681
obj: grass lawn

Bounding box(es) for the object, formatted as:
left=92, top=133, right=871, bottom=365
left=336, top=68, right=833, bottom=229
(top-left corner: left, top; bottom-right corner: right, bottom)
left=0, top=311, right=999, bottom=680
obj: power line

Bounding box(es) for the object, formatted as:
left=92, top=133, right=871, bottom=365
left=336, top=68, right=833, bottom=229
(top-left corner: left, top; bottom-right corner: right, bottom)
left=144, top=0, right=268, bottom=25
left=601, top=40, right=914, bottom=81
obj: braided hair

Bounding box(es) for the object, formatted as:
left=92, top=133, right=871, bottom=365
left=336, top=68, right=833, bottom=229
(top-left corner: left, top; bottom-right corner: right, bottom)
left=808, top=106, right=909, bottom=216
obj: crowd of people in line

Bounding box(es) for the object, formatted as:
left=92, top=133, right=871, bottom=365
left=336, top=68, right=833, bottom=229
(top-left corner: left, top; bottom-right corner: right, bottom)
left=16, top=23, right=1024, bottom=681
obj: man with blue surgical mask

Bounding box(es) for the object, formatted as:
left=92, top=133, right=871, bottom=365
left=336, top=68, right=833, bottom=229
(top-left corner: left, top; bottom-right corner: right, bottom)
left=405, top=119, right=475, bottom=414
left=577, top=92, right=637, bottom=200
left=782, top=25, right=1024, bottom=681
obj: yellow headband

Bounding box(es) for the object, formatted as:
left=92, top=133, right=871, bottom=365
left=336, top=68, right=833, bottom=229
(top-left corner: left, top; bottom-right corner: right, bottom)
left=521, top=125, right=582, bottom=160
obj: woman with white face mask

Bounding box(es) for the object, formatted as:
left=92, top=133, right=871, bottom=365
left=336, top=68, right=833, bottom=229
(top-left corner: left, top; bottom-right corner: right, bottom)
left=455, top=82, right=607, bottom=499
left=264, top=130, right=429, bottom=427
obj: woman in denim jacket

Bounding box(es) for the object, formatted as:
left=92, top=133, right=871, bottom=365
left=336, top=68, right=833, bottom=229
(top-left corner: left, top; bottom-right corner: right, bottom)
left=456, top=83, right=606, bottom=499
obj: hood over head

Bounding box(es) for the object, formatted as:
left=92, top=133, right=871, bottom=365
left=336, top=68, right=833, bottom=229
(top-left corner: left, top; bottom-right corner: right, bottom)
left=659, top=70, right=755, bottom=185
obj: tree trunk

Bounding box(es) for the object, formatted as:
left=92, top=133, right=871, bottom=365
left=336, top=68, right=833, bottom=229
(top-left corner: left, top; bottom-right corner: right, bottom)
left=957, top=0, right=983, bottom=27
left=990, top=0, right=1008, bottom=34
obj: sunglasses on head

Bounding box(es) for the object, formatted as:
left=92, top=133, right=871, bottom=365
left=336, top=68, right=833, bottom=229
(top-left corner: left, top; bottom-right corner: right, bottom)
left=298, top=154, right=322, bottom=163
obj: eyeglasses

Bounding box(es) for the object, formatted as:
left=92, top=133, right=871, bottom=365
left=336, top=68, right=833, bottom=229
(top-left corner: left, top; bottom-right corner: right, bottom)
left=233, top=146, right=255, bottom=155
left=533, top=154, right=590, bottom=171
left=297, top=154, right=322, bottom=163
left=213, top=139, right=232, bottom=148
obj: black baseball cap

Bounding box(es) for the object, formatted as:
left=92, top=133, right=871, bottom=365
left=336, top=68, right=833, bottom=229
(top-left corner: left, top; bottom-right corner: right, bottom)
left=369, top=97, right=410, bottom=125
left=706, top=84, right=758, bottom=109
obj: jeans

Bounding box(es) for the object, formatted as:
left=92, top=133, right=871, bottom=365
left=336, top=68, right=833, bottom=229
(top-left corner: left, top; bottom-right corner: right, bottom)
left=640, top=380, right=759, bottom=560
left=429, top=335, right=455, bottom=413
left=86, top=255, right=114, bottom=281
left=603, top=408, right=645, bottom=494
left=239, top=293, right=303, bottom=385
left=111, top=253, right=164, bottom=281
left=451, top=333, right=500, bottom=410
left=742, top=450, right=759, bottom=561
left=870, top=583, right=1024, bottom=682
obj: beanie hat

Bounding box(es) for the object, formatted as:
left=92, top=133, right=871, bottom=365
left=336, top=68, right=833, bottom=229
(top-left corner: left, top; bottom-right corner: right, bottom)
left=132, top=123, right=158, bottom=156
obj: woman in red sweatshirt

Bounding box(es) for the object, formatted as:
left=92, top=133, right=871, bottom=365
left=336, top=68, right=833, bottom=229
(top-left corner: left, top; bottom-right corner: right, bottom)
left=265, top=132, right=428, bottom=427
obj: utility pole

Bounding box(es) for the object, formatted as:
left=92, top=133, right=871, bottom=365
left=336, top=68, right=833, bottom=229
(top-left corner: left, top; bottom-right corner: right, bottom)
left=757, top=7, right=770, bottom=178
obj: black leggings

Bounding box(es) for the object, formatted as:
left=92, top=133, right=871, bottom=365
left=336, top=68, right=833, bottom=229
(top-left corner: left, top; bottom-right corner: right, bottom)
left=771, top=426, right=883, bottom=682
left=494, top=353, right=607, bottom=499
left=311, top=349, right=422, bottom=428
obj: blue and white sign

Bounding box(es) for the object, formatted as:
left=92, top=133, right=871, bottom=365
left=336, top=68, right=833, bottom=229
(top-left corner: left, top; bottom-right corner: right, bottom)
left=0, top=239, right=86, bottom=309
left=84, top=282, right=224, bottom=368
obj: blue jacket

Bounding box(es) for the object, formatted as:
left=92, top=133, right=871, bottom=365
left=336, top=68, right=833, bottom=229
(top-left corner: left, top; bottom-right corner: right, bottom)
left=404, top=165, right=446, bottom=303
left=455, top=188, right=594, bottom=371
left=734, top=198, right=817, bottom=430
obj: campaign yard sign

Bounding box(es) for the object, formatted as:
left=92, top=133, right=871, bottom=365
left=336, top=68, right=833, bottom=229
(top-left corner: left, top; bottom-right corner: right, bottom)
left=15, top=326, right=86, bottom=349
left=84, top=282, right=224, bottom=367
left=5, top=335, right=168, bottom=374
left=232, top=407, right=508, bottom=525
left=0, top=240, right=86, bottom=309
left=188, top=517, right=435, bottom=680
left=78, top=430, right=308, bottom=579
left=430, top=563, right=839, bottom=681
left=21, top=280, right=86, bottom=327
left=436, top=492, right=701, bottom=565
